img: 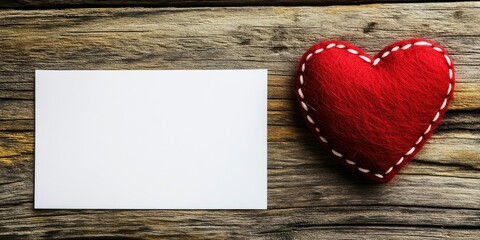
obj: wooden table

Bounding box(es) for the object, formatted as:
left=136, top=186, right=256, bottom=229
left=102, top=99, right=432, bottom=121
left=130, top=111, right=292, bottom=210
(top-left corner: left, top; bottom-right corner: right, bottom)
left=0, top=1, right=479, bottom=239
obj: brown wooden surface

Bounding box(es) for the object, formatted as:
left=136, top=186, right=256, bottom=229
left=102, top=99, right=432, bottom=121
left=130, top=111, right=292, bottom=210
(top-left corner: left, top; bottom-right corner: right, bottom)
left=0, top=2, right=479, bottom=239
left=0, top=0, right=477, bottom=9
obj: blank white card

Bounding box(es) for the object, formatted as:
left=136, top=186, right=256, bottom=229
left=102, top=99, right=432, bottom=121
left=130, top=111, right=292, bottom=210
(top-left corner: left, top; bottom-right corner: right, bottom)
left=35, top=70, right=267, bottom=209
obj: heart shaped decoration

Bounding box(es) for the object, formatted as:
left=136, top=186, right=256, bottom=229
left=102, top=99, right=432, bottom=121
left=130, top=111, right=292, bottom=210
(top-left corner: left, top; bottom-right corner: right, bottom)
left=294, top=39, right=455, bottom=183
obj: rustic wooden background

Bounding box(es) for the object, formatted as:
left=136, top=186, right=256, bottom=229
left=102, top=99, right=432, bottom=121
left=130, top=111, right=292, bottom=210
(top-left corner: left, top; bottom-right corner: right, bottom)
left=0, top=0, right=479, bottom=239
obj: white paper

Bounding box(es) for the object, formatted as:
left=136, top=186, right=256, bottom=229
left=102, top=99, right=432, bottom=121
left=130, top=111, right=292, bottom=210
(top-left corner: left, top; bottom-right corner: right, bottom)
left=35, top=70, right=267, bottom=209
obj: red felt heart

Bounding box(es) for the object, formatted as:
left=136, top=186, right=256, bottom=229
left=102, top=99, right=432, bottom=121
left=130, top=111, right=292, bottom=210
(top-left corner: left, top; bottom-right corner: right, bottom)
left=294, top=39, right=455, bottom=183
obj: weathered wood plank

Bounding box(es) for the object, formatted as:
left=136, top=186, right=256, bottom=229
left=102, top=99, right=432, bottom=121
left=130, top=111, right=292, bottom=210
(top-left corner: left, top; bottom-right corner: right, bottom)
left=0, top=5, right=479, bottom=107
left=0, top=158, right=479, bottom=238
left=0, top=0, right=476, bottom=9
left=2, top=137, right=479, bottom=205
left=0, top=2, right=479, bottom=239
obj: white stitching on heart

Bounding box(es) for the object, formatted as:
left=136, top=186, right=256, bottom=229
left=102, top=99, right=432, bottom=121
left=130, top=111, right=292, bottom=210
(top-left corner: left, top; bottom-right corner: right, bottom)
left=296, top=41, right=454, bottom=180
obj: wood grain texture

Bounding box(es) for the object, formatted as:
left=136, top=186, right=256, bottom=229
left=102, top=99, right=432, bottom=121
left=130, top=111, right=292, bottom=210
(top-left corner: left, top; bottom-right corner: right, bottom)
left=0, top=0, right=477, bottom=9
left=0, top=2, right=479, bottom=239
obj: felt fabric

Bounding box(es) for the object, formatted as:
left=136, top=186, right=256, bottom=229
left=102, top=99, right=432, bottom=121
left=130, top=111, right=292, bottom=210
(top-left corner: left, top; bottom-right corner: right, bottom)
left=294, top=38, right=455, bottom=183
